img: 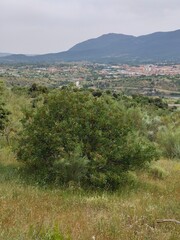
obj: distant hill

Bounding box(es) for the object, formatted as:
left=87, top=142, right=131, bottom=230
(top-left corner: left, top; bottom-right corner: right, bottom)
left=0, top=53, right=11, bottom=57
left=1, top=29, right=180, bottom=64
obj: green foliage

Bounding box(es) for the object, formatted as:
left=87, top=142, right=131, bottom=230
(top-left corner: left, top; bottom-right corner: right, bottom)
left=132, top=95, right=168, bottom=110
left=29, top=224, right=71, bottom=240
left=0, top=81, right=10, bottom=135
left=0, top=103, right=9, bottom=133
left=52, top=145, right=89, bottom=185
left=157, top=126, right=180, bottom=159
left=148, top=165, right=168, bottom=179
left=17, top=88, right=158, bottom=189
left=29, top=83, right=48, bottom=98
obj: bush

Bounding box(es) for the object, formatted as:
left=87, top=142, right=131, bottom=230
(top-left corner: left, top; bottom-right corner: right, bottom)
left=0, top=82, right=10, bottom=135
left=0, top=103, right=9, bottom=133
left=148, top=165, right=168, bottom=179
left=16, top=88, right=158, bottom=189
left=157, top=126, right=180, bottom=159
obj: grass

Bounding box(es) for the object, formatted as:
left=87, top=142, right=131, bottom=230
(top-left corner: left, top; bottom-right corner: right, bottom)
left=0, top=148, right=179, bottom=240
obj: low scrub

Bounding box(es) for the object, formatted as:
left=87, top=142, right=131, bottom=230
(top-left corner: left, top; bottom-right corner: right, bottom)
left=157, top=126, right=180, bottom=159
left=148, top=165, right=168, bottom=180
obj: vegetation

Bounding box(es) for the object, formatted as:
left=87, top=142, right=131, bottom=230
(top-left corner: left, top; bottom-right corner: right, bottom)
left=0, top=82, right=10, bottom=134
left=0, top=102, right=9, bottom=133
left=0, top=79, right=179, bottom=239
left=157, top=126, right=180, bottom=159
left=0, top=153, right=179, bottom=239
left=0, top=64, right=180, bottom=98
left=16, top=88, right=158, bottom=189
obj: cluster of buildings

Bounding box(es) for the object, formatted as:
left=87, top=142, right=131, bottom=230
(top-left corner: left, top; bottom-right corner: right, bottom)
left=0, top=64, right=179, bottom=98
left=100, top=64, right=180, bottom=77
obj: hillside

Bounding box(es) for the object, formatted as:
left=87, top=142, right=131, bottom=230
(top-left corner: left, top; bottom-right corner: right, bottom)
left=0, top=29, right=180, bottom=64
left=0, top=86, right=179, bottom=239
left=0, top=53, right=11, bottom=57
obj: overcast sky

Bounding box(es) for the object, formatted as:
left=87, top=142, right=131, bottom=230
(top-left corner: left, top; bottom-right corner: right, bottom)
left=0, top=0, right=179, bottom=54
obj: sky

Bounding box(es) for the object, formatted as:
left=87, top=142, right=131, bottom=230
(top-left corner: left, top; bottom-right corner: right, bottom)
left=0, top=0, right=180, bottom=54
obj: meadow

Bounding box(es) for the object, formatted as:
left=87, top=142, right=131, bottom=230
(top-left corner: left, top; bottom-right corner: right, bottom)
left=0, top=149, right=179, bottom=239
left=0, top=82, right=179, bottom=239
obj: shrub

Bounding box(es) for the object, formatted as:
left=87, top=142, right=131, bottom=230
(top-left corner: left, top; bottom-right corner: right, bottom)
left=0, top=103, right=9, bottom=133
left=148, top=165, right=168, bottom=179
left=16, top=88, right=158, bottom=189
left=0, top=82, right=10, bottom=135
left=157, top=126, right=180, bottom=159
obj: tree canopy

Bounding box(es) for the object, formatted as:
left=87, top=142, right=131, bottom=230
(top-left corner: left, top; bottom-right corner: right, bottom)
left=17, top=88, right=158, bottom=189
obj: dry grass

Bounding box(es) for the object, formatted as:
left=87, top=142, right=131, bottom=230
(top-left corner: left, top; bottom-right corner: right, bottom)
left=0, top=150, right=179, bottom=240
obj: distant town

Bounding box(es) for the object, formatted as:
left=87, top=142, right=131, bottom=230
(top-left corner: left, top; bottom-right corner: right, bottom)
left=0, top=63, right=180, bottom=98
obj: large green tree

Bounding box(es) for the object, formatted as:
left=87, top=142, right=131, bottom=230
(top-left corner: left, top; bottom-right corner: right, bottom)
left=17, top=88, right=158, bottom=189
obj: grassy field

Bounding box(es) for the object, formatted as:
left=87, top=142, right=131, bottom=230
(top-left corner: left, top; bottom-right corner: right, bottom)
left=0, top=147, right=179, bottom=240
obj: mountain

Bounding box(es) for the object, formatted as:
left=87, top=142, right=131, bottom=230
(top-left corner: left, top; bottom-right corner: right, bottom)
left=0, top=53, right=12, bottom=57
left=1, top=29, right=180, bottom=64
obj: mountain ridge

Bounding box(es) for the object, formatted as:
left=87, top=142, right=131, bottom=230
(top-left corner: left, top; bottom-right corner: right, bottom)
left=1, top=29, right=180, bottom=64
left=0, top=53, right=12, bottom=58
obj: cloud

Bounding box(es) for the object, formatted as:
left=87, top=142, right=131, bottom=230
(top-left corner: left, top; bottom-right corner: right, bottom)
left=0, top=0, right=179, bottom=53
